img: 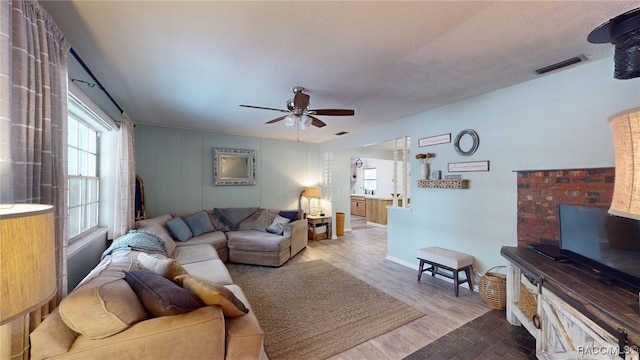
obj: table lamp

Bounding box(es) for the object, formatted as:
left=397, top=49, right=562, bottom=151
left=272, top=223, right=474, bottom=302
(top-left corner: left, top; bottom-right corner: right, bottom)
left=301, top=187, right=322, bottom=216
left=608, top=108, right=640, bottom=220
left=0, top=204, right=56, bottom=360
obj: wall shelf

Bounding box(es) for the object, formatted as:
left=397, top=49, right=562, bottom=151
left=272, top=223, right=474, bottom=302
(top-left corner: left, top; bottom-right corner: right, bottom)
left=417, top=179, right=469, bottom=189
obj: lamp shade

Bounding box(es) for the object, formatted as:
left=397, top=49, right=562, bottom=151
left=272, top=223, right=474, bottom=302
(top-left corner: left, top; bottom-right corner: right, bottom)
left=284, top=114, right=297, bottom=127
left=608, top=107, right=640, bottom=220
left=299, top=115, right=312, bottom=130
left=0, top=204, right=56, bottom=325
left=302, top=186, right=322, bottom=199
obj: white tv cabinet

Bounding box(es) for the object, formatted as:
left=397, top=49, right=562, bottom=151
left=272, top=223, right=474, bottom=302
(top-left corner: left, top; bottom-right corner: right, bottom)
left=501, top=246, right=639, bottom=360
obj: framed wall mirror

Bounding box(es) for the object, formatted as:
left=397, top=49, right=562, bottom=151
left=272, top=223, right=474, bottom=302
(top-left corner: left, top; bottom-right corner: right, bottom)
left=213, top=148, right=256, bottom=186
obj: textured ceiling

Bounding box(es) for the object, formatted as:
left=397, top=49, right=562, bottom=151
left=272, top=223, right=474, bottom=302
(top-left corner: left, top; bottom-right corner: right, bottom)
left=41, top=1, right=636, bottom=143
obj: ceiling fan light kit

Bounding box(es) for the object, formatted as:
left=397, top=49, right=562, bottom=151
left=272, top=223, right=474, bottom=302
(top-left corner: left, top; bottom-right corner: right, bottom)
left=240, top=86, right=355, bottom=130
left=283, top=114, right=313, bottom=129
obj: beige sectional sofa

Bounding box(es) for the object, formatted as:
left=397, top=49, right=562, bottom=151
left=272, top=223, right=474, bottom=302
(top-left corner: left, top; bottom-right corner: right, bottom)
left=30, top=207, right=308, bottom=359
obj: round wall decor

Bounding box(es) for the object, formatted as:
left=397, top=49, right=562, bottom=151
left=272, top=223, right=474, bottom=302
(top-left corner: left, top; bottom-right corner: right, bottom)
left=454, top=129, right=480, bottom=156
left=355, top=158, right=363, bottom=168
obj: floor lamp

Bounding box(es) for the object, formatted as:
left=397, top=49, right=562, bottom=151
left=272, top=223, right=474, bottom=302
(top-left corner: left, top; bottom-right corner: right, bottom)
left=0, top=204, right=56, bottom=360
left=608, top=108, right=640, bottom=220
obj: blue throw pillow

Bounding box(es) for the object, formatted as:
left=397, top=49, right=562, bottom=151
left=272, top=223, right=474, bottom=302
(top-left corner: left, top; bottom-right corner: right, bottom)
left=279, top=210, right=299, bottom=222
left=166, top=217, right=193, bottom=242
left=183, top=211, right=215, bottom=236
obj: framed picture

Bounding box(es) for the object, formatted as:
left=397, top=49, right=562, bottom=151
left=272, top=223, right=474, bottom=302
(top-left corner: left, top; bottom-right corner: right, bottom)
left=429, top=170, right=441, bottom=180
left=448, top=160, right=490, bottom=172
left=213, top=148, right=256, bottom=185
left=418, top=133, right=451, bottom=147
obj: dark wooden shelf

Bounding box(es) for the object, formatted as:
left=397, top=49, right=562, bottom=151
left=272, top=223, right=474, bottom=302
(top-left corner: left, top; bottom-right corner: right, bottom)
left=417, top=179, right=468, bottom=189
left=501, top=246, right=640, bottom=347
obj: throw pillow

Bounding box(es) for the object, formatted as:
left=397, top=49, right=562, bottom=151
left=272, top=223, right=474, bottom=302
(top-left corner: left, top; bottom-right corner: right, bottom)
left=124, top=270, right=204, bottom=317
left=174, top=275, right=249, bottom=317
left=58, top=257, right=148, bottom=340
left=266, top=215, right=290, bottom=235
left=165, top=217, right=193, bottom=241
left=279, top=210, right=299, bottom=221
left=137, top=253, right=188, bottom=281
left=183, top=211, right=215, bottom=236
left=252, top=211, right=277, bottom=232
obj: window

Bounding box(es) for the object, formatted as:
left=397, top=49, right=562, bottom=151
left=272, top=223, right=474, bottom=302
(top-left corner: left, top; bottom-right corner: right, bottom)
left=68, top=115, right=99, bottom=240
left=363, top=168, right=377, bottom=192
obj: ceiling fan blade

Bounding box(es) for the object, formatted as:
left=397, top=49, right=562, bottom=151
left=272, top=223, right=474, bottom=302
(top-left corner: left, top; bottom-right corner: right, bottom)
left=293, top=92, right=310, bottom=110
left=309, top=116, right=326, bottom=128
left=310, top=109, right=355, bottom=116
left=266, top=115, right=287, bottom=124
left=240, top=104, right=289, bottom=113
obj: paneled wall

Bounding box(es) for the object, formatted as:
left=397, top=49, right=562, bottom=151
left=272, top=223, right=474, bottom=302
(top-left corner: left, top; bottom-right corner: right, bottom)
left=134, top=125, right=320, bottom=217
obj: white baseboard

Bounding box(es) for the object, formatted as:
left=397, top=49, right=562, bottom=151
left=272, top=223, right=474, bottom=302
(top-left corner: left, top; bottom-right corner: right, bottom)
left=367, top=222, right=387, bottom=228
left=386, top=255, right=478, bottom=292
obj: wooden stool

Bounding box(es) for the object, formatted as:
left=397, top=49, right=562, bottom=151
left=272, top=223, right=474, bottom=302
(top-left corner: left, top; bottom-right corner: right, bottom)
left=417, top=246, right=474, bottom=297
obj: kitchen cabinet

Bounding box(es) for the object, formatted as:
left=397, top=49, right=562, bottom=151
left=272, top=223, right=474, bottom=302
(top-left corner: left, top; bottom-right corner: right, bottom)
left=350, top=196, right=366, bottom=216
left=365, top=198, right=402, bottom=225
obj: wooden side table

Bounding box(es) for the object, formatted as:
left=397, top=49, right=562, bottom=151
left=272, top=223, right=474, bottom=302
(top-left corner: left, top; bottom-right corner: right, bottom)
left=307, top=215, right=332, bottom=240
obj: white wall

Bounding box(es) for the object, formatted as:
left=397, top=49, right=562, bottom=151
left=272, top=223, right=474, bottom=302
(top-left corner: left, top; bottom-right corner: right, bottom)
left=351, top=157, right=408, bottom=199
left=321, top=57, right=640, bottom=274
left=134, top=125, right=321, bottom=217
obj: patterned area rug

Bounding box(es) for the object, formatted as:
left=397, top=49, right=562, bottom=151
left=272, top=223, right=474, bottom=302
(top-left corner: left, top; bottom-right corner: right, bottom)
left=233, top=260, right=424, bottom=360
left=404, top=310, right=536, bottom=359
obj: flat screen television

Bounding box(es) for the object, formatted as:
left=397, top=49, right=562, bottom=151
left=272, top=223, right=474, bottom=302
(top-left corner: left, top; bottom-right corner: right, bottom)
left=559, top=203, right=640, bottom=291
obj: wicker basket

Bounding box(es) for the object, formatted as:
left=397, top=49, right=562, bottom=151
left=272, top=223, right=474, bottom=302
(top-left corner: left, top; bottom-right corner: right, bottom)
left=479, top=266, right=507, bottom=309
left=519, top=280, right=538, bottom=318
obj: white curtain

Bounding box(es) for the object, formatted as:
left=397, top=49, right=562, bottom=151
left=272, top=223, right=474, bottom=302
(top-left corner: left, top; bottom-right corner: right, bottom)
left=113, top=112, right=135, bottom=238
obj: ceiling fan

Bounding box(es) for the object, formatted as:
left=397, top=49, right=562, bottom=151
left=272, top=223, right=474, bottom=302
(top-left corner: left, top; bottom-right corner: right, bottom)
left=240, top=86, right=354, bottom=129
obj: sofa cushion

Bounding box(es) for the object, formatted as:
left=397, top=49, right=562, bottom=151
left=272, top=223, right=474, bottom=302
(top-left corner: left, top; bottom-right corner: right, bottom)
left=60, top=307, right=226, bottom=360
left=29, top=308, right=77, bottom=360
left=134, top=215, right=176, bottom=255
left=267, top=215, right=290, bottom=235
left=251, top=210, right=276, bottom=232
left=137, top=252, right=188, bottom=281
left=58, top=256, right=148, bottom=340
left=224, top=285, right=265, bottom=359
left=183, top=211, right=215, bottom=236
left=226, top=230, right=291, bottom=252
left=165, top=217, right=193, bottom=241
left=174, top=275, right=249, bottom=317
left=173, top=230, right=227, bottom=251
left=124, top=270, right=205, bottom=317
left=172, top=244, right=220, bottom=264
left=181, top=259, right=233, bottom=286
left=212, top=207, right=259, bottom=231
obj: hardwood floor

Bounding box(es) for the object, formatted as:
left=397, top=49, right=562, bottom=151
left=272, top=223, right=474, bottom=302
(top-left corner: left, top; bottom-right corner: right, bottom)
left=227, top=225, right=492, bottom=359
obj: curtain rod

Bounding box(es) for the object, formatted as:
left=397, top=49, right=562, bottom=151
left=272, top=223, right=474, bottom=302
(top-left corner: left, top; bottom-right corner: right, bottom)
left=69, top=48, right=124, bottom=115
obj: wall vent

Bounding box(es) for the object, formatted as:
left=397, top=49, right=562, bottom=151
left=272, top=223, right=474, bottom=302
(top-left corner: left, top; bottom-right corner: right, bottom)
left=534, top=55, right=587, bottom=75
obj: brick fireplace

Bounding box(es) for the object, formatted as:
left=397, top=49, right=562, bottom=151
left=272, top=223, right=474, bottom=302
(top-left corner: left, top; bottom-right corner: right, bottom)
left=516, top=168, right=615, bottom=247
